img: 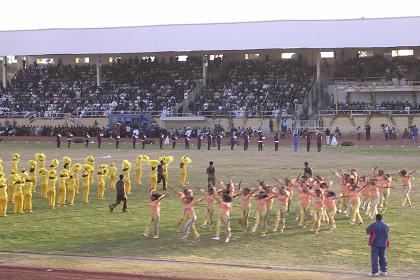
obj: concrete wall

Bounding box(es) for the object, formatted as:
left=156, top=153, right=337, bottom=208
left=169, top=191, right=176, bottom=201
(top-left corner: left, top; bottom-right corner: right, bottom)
left=156, top=117, right=269, bottom=132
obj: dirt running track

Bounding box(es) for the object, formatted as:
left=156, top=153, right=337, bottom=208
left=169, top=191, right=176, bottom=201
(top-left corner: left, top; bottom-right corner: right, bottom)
left=0, top=266, right=184, bottom=280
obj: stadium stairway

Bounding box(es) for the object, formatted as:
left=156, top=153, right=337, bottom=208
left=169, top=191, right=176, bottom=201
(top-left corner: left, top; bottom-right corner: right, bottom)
left=366, top=116, right=391, bottom=133
left=352, top=115, right=367, bottom=129
left=411, top=115, right=420, bottom=127
left=329, top=115, right=353, bottom=133
left=390, top=115, right=410, bottom=133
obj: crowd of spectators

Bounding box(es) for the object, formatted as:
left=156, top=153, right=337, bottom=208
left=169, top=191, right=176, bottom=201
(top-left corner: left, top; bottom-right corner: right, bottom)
left=191, top=59, right=315, bottom=116
left=0, top=56, right=316, bottom=118
left=334, top=55, right=420, bottom=81
left=0, top=56, right=203, bottom=117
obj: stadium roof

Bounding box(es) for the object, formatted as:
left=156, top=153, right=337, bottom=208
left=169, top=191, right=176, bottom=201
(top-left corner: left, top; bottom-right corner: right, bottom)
left=1, top=17, right=420, bottom=56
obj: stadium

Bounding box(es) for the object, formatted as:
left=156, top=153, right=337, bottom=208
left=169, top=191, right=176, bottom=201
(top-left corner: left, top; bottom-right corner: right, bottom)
left=0, top=2, right=419, bottom=279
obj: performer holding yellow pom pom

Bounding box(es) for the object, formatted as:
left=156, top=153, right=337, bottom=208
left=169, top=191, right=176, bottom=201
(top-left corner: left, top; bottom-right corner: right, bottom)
left=13, top=176, right=24, bottom=214
left=122, top=160, right=132, bottom=194
left=82, top=164, right=93, bottom=203
left=135, top=155, right=149, bottom=186
left=97, top=164, right=109, bottom=199
left=35, top=153, right=47, bottom=169
left=21, top=170, right=33, bottom=213
left=159, top=156, right=174, bottom=190
left=109, top=163, right=117, bottom=189
left=38, top=168, right=49, bottom=198
left=179, top=156, right=192, bottom=188
left=85, top=155, right=95, bottom=184
left=7, top=171, right=20, bottom=203
left=49, top=159, right=59, bottom=171
left=71, top=163, right=82, bottom=194
left=28, top=160, right=37, bottom=192
left=57, top=169, right=70, bottom=207
left=67, top=172, right=77, bottom=206
left=10, top=153, right=21, bottom=174
left=0, top=159, right=4, bottom=173
left=148, top=160, right=160, bottom=192
left=0, top=173, right=8, bottom=216
left=47, top=170, right=57, bottom=209
left=63, top=156, right=72, bottom=172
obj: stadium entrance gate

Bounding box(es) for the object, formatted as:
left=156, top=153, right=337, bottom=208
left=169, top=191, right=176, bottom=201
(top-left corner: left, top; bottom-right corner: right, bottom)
left=292, top=119, right=322, bottom=130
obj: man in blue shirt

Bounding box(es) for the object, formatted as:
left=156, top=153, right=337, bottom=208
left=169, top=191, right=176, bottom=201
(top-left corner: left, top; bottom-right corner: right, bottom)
left=411, top=125, right=418, bottom=143
left=366, top=214, right=389, bottom=277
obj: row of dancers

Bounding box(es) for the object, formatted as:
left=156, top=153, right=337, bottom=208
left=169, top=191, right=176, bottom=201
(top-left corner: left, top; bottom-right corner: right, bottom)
left=0, top=152, right=192, bottom=216
left=141, top=166, right=414, bottom=242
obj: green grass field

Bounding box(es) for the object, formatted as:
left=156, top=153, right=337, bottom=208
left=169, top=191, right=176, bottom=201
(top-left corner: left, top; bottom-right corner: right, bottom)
left=0, top=141, right=419, bottom=276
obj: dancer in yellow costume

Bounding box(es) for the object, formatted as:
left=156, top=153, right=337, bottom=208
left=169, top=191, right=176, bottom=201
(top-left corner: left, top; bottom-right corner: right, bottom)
left=179, top=156, right=192, bottom=188
left=49, top=159, right=59, bottom=171
left=135, top=155, right=150, bottom=186
left=67, top=172, right=77, bottom=206
left=63, top=156, right=72, bottom=172
left=85, top=155, right=95, bottom=184
left=47, top=170, right=57, bottom=209
left=21, top=170, right=33, bottom=213
left=13, top=176, right=24, bottom=214
left=0, top=173, right=8, bottom=216
left=71, top=163, right=82, bottom=194
left=48, top=159, right=59, bottom=200
left=97, top=164, right=109, bottom=199
left=159, top=156, right=174, bottom=190
left=38, top=168, right=49, bottom=198
left=148, top=160, right=160, bottom=192
left=10, top=153, right=21, bottom=174
left=28, top=160, right=37, bottom=192
left=0, top=159, right=4, bottom=173
left=57, top=169, right=69, bottom=207
left=82, top=164, right=93, bottom=203
left=109, top=163, right=117, bottom=189
left=35, top=153, right=46, bottom=192
left=7, top=171, right=19, bottom=203
left=35, top=153, right=46, bottom=169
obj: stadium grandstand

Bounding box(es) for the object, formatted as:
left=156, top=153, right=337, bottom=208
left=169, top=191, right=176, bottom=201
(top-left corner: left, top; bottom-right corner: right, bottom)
left=1, top=16, right=420, bottom=138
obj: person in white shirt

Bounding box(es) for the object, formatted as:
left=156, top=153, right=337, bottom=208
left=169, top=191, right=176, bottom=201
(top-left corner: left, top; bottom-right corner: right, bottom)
left=132, top=128, right=139, bottom=149
left=356, top=126, right=362, bottom=140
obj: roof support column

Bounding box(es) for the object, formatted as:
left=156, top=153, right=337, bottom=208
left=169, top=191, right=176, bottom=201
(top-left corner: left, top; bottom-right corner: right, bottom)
left=202, top=55, right=208, bottom=87
left=96, top=56, right=101, bottom=87
left=316, top=52, right=321, bottom=82
left=2, top=56, right=7, bottom=89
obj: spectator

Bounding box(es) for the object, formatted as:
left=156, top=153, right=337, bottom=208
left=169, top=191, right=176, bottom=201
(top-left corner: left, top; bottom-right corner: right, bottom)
left=411, top=125, right=418, bottom=143
left=365, top=124, right=371, bottom=141
left=356, top=125, right=362, bottom=140
left=334, top=126, right=341, bottom=138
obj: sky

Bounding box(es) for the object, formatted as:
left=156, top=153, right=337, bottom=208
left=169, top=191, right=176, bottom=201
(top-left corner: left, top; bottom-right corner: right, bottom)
left=1, top=0, right=419, bottom=31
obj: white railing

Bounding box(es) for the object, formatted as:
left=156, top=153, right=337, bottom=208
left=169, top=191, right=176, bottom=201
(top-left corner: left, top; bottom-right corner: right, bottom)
left=0, top=111, right=66, bottom=119
left=318, top=109, right=420, bottom=116
left=0, top=109, right=296, bottom=119
left=196, top=110, right=294, bottom=118
left=331, top=78, right=420, bottom=87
